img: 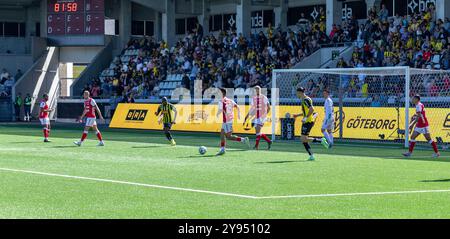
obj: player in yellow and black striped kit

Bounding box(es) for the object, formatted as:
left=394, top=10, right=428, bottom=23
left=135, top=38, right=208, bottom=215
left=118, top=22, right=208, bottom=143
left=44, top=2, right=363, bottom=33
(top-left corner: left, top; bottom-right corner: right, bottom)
left=155, top=97, right=177, bottom=146
left=293, top=87, right=329, bottom=161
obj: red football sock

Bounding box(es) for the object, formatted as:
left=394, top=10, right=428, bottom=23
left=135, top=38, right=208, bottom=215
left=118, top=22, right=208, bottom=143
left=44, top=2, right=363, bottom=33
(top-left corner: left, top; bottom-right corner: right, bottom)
left=43, top=129, right=48, bottom=138
left=255, top=135, right=261, bottom=148
left=81, top=132, right=88, bottom=142
left=409, top=140, right=416, bottom=153
left=220, top=140, right=225, bottom=147
left=96, top=131, right=103, bottom=141
left=261, top=134, right=271, bottom=143
left=431, top=141, right=439, bottom=153
left=233, top=137, right=242, bottom=142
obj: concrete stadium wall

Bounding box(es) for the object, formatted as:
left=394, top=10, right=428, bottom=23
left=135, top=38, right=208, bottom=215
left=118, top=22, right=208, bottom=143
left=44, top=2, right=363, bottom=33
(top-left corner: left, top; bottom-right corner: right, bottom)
left=31, top=37, right=47, bottom=61
left=0, top=99, right=12, bottom=121
left=0, top=38, right=30, bottom=54
left=0, top=9, right=26, bottom=22
left=292, top=46, right=349, bottom=69
left=105, top=0, right=122, bottom=19
left=319, top=47, right=350, bottom=65
left=208, top=0, right=328, bottom=14
left=132, top=4, right=157, bottom=21
left=106, top=0, right=157, bottom=21
left=0, top=54, right=33, bottom=75
left=0, top=5, right=42, bottom=54
left=320, top=46, right=355, bottom=69
left=59, top=47, right=104, bottom=64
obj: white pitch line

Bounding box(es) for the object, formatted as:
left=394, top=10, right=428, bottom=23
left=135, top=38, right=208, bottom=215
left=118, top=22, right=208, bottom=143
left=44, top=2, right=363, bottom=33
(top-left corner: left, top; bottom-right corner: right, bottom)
left=0, top=167, right=258, bottom=199
left=258, top=189, right=450, bottom=199
left=2, top=167, right=450, bottom=200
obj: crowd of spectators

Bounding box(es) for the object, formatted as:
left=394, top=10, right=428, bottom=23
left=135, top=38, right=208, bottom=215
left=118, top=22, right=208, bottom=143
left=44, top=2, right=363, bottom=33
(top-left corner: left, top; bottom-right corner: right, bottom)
left=302, top=4, right=450, bottom=103
left=344, top=4, right=450, bottom=70
left=0, top=68, right=22, bottom=98
left=87, top=8, right=355, bottom=100
left=86, top=4, right=450, bottom=105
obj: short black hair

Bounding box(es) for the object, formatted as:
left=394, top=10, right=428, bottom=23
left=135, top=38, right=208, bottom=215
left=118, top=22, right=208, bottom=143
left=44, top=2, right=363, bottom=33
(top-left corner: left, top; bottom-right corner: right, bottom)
left=296, top=87, right=305, bottom=93
left=413, top=94, right=421, bottom=101
left=219, top=88, right=227, bottom=96
left=161, top=97, right=168, bottom=102
left=323, top=89, right=330, bottom=94
left=43, top=93, right=48, bottom=98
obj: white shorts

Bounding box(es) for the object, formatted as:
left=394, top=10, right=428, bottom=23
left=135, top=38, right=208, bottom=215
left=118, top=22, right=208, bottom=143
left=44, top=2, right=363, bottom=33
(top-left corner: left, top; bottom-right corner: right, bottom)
left=252, top=118, right=266, bottom=127
left=321, top=118, right=335, bottom=130
left=39, top=118, right=50, bottom=125
left=222, top=122, right=233, bottom=134
left=414, top=126, right=430, bottom=134
left=85, top=117, right=97, bottom=127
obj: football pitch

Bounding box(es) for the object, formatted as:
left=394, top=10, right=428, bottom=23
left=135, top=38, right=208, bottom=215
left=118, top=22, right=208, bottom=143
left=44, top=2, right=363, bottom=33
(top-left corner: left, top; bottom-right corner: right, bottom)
left=0, top=123, right=449, bottom=219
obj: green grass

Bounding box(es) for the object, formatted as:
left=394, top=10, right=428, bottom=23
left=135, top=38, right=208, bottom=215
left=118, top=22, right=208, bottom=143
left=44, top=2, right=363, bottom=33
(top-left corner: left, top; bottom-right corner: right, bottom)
left=0, top=123, right=449, bottom=219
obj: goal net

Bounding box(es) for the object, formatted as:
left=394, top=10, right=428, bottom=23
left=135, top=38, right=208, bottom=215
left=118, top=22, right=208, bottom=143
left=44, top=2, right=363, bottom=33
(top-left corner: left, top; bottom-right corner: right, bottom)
left=271, top=67, right=450, bottom=148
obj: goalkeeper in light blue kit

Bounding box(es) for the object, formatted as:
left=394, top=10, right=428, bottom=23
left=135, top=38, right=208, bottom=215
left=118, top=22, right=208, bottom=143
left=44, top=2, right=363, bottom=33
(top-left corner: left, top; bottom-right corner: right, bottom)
left=321, top=89, right=334, bottom=148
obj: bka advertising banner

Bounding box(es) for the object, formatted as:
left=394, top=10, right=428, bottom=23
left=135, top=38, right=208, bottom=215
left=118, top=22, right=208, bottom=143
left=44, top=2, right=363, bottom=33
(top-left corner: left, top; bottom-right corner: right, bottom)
left=109, top=103, right=273, bottom=135
left=110, top=103, right=449, bottom=142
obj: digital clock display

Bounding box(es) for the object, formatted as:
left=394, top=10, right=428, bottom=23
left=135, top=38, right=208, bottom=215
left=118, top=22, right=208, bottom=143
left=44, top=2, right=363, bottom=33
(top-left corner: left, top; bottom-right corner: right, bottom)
left=47, top=0, right=104, bottom=36
left=48, top=0, right=84, bottom=13
left=53, top=2, right=79, bottom=12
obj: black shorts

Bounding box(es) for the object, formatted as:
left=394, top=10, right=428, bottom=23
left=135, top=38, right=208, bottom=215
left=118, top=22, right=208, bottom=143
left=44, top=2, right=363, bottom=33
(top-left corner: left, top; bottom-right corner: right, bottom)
left=301, top=122, right=315, bottom=136
left=163, top=123, right=172, bottom=129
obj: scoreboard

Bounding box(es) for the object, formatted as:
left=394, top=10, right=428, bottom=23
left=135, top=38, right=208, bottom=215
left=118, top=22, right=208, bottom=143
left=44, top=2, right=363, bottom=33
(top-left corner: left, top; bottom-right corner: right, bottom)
left=47, top=0, right=105, bottom=45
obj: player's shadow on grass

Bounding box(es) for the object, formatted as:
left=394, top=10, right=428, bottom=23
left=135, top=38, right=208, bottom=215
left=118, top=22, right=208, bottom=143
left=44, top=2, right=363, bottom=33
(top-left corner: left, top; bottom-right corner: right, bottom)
left=9, top=141, right=35, bottom=144
left=178, top=155, right=217, bottom=159
left=419, top=179, right=450, bottom=183
left=51, top=145, right=97, bottom=148
left=52, top=146, right=82, bottom=148
left=221, top=149, right=248, bottom=152
left=131, top=145, right=166, bottom=149
left=255, top=160, right=309, bottom=164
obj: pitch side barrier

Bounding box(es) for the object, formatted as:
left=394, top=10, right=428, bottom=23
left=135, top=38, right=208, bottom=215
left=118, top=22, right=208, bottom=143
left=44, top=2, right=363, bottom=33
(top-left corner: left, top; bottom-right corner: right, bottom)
left=109, top=103, right=450, bottom=143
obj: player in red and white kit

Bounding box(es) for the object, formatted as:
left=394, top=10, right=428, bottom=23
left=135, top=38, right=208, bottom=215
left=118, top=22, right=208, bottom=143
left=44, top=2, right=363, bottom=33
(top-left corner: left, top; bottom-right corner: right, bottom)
left=244, top=86, right=272, bottom=150
left=217, top=88, right=250, bottom=155
left=39, top=93, right=53, bottom=142
left=73, top=91, right=105, bottom=147
left=403, top=95, right=440, bottom=158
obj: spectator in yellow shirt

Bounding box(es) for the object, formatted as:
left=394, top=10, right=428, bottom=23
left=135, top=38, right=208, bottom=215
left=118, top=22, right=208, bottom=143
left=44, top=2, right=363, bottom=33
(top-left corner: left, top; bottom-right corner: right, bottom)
left=361, top=82, right=369, bottom=98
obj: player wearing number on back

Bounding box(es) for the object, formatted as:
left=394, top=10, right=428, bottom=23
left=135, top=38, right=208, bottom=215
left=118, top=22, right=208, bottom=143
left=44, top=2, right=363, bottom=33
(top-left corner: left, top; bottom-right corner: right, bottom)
left=39, top=93, right=53, bottom=143
left=403, top=95, right=440, bottom=158
left=217, top=88, right=250, bottom=155
left=293, top=87, right=329, bottom=161
left=73, top=91, right=105, bottom=147
left=321, top=89, right=334, bottom=148
left=244, top=86, right=272, bottom=150
left=155, top=97, right=177, bottom=146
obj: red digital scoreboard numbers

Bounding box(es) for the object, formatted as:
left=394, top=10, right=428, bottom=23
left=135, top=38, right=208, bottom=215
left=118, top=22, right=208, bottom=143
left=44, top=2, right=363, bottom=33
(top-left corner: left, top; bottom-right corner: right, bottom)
left=50, top=1, right=81, bottom=12
left=47, top=0, right=104, bottom=36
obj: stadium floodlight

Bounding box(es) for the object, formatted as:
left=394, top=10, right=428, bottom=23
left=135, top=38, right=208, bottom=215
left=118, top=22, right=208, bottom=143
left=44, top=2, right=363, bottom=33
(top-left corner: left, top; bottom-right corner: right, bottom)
left=271, top=66, right=450, bottom=148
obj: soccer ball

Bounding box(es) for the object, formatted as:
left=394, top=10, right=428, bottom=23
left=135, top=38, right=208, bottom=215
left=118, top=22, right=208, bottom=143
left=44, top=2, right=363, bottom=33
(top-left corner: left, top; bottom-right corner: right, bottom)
left=199, top=146, right=207, bottom=155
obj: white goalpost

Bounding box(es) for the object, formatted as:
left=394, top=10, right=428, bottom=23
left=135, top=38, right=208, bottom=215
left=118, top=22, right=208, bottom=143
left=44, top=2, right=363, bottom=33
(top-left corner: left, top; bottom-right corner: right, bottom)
left=271, top=66, right=450, bottom=148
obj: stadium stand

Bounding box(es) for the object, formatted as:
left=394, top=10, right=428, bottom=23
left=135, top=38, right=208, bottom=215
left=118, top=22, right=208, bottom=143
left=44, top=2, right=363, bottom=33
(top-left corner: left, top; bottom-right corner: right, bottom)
left=87, top=11, right=356, bottom=100
left=298, top=5, right=450, bottom=100
left=346, top=5, right=450, bottom=70
left=87, top=4, right=450, bottom=103
left=0, top=69, right=12, bottom=97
